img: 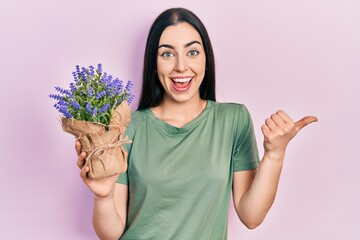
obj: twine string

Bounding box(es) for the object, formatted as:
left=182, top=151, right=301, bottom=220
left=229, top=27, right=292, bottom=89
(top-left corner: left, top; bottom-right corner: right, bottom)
left=83, top=132, right=132, bottom=163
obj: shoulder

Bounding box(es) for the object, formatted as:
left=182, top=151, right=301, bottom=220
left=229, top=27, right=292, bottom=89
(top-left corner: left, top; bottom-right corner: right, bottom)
left=211, top=101, right=251, bottom=120
left=130, top=109, right=146, bottom=121
left=124, top=109, right=149, bottom=135
left=130, top=108, right=151, bottom=123
left=213, top=101, right=245, bottom=111
left=130, top=108, right=152, bottom=123
left=123, top=109, right=150, bottom=151
left=208, top=101, right=255, bottom=133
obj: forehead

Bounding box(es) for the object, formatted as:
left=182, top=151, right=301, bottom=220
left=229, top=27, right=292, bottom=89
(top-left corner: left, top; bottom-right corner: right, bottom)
left=159, top=22, right=203, bottom=45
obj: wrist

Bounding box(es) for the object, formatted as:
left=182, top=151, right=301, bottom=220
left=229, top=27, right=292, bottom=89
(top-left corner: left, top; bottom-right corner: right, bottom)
left=93, top=190, right=115, bottom=202
left=263, top=150, right=286, bottom=162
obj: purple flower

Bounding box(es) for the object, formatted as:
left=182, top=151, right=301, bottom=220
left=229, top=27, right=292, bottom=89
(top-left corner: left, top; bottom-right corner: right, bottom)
left=89, top=65, right=95, bottom=76
left=96, top=91, right=106, bottom=99
left=71, top=101, right=80, bottom=110
left=86, top=102, right=91, bottom=114
left=125, top=81, right=133, bottom=92
left=100, top=103, right=110, bottom=113
left=72, top=72, right=78, bottom=83
left=54, top=87, right=72, bottom=98
left=55, top=86, right=66, bottom=94
left=59, top=106, right=72, bottom=118
left=127, top=95, right=135, bottom=104
left=57, top=99, right=67, bottom=107
left=97, top=63, right=102, bottom=73
left=69, top=83, right=76, bottom=93
left=81, top=67, right=87, bottom=82
left=88, top=87, right=93, bottom=98
left=100, top=73, right=109, bottom=85
left=49, top=94, right=62, bottom=101
left=54, top=101, right=67, bottom=110
left=112, top=78, right=124, bottom=94
left=50, top=63, right=134, bottom=124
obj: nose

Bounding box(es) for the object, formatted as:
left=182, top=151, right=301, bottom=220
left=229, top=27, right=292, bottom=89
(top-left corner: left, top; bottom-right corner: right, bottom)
left=174, top=55, right=188, bottom=72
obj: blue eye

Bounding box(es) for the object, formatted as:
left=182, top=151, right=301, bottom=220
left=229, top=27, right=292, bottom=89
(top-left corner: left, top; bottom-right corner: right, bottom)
left=188, top=50, right=199, bottom=56
left=161, top=52, right=174, bottom=57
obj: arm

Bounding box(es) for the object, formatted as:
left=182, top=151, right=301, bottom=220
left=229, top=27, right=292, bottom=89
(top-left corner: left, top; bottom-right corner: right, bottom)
left=92, top=183, right=128, bottom=240
left=232, top=154, right=283, bottom=229
left=76, top=141, right=128, bottom=240
left=232, top=110, right=317, bottom=229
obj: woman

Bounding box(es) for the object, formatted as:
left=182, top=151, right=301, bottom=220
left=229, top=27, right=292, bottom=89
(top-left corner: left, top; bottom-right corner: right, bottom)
left=75, top=7, right=317, bottom=240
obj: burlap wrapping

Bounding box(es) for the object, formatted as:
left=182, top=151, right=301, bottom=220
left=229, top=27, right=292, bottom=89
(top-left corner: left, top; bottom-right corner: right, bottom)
left=61, top=101, right=132, bottom=179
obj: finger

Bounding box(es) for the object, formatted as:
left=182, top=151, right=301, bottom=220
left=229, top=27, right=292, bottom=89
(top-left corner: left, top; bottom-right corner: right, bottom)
left=265, top=118, right=277, bottom=131
left=270, top=113, right=286, bottom=127
left=295, top=116, right=318, bottom=132
left=276, top=110, right=293, bottom=123
left=261, top=124, right=271, bottom=138
left=80, top=165, right=89, bottom=180
left=77, top=152, right=87, bottom=169
left=75, top=140, right=82, bottom=156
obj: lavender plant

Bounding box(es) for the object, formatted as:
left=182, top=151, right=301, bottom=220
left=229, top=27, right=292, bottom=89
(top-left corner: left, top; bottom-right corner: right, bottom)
left=49, top=64, right=134, bottom=129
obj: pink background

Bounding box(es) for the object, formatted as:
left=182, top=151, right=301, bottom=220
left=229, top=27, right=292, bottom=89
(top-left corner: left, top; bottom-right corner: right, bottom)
left=1, top=0, right=359, bottom=239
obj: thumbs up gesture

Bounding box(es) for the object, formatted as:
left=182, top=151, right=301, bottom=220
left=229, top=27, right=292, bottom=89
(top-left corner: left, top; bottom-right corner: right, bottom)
left=261, top=110, right=318, bottom=160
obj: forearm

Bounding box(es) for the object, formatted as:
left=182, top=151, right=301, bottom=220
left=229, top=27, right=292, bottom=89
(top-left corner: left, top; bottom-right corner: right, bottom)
left=236, top=151, right=285, bottom=228
left=92, top=194, right=125, bottom=240
left=235, top=110, right=317, bottom=228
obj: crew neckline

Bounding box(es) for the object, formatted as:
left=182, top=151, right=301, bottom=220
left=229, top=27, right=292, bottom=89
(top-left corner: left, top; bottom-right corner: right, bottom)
left=145, top=100, right=215, bottom=135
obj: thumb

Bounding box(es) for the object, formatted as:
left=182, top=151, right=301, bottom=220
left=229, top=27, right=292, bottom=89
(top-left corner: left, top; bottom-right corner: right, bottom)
left=295, top=116, right=318, bottom=132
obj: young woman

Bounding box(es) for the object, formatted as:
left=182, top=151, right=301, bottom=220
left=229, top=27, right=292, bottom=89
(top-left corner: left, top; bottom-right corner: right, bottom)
left=75, top=7, right=317, bottom=240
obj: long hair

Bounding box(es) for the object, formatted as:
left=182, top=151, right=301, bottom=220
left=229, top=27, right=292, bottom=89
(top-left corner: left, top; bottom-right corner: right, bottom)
left=137, top=8, right=216, bottom=110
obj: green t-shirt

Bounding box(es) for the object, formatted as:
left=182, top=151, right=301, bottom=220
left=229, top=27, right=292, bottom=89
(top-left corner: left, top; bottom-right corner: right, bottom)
left=117, top=100, right=260, bottom=240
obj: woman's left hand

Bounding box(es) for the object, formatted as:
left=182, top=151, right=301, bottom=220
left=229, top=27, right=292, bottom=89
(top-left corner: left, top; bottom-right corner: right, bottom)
left=261, top=110, right=318, bottom=160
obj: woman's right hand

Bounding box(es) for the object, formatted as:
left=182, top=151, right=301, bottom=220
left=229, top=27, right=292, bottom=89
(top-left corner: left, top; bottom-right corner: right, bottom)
left=75, top=140, right=119, bottom=199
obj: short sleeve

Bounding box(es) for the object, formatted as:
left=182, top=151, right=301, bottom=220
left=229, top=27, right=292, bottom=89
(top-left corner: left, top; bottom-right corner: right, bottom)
left=117, top=136, right=130, bottom=185
left=232, top=105, right=260, bottom=172
left=117, top=171, right=129, bottom=185
left=116, top=111, right=138, bottom=185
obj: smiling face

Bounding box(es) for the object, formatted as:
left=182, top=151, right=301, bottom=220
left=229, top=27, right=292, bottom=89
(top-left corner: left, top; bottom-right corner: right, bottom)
left=157, top=22, right=206, bottom=104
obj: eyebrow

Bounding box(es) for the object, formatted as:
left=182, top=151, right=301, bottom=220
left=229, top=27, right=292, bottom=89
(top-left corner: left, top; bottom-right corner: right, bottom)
left=158, top=40, right=202, bottom=49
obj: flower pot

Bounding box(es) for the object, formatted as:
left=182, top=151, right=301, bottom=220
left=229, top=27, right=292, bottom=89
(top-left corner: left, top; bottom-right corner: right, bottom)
left=61, top=101, right=131, bottom=179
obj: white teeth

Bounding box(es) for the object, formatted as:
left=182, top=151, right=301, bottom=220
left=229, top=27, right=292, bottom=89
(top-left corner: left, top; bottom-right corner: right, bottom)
left=172, top=77, right=192, bottom=83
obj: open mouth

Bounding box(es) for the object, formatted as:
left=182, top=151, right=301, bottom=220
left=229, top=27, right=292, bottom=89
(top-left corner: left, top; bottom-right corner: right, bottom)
left=171, top=77, right=193, bottom=91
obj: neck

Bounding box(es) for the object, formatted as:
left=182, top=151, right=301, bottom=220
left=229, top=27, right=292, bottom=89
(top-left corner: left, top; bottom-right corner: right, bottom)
left=152, top=95, right=207, bottom=128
